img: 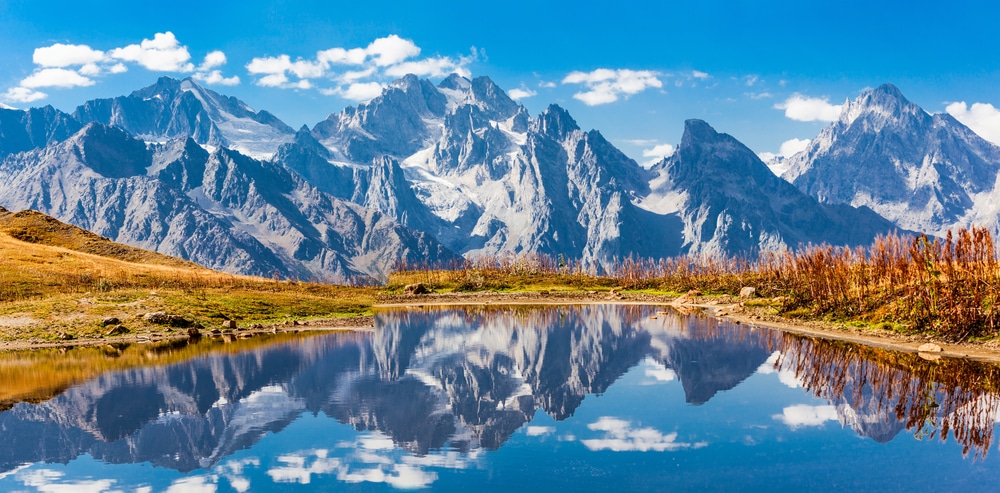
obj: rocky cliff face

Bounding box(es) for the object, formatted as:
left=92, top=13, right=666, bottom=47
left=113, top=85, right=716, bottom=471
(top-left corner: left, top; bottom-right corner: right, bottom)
left=783, top=83, right=1000, bottom=236
left=0, top=105, right=81, bottom=158
left=0, top=123, right=457, bottom=282
left=640, top=119, right=902, bottom=256
left=280, top=74, right=906, bottom=265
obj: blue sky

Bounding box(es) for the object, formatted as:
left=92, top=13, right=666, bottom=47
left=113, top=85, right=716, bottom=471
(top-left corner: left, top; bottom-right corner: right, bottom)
left=2, top=0, right=999, bottom=162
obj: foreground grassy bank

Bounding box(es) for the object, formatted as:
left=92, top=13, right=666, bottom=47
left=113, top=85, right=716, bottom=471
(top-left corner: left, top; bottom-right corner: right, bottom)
left=0, top=208, right=374, bottom=343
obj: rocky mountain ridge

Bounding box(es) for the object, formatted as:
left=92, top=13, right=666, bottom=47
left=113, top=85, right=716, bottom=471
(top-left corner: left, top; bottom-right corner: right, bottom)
left=3, top=76, right=991, bottom=280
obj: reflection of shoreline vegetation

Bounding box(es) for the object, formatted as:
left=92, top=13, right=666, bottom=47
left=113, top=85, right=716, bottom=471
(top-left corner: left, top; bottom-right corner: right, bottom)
left=0, top=330, right=341, bottom=412
left=393, top=228, right=1000, bottom=341
left=699, top=318, right=1000, bottom=459
left=773, top=335, right=1000, bottom=459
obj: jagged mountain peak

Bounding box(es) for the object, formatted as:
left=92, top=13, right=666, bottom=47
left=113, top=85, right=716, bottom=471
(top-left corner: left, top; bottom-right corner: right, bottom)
left=675, top=119, right=766, bottom=178
left=532, top=104, right=580, bottom=140
left=438, top=73, right=471, bottom=91
left=839, top=82, right=926, bottom=128
left=784, top=83, right=1000, bottom=236
left=74, top=76, right=294, bottom=159
left=680, top=119, right=721, bottom=145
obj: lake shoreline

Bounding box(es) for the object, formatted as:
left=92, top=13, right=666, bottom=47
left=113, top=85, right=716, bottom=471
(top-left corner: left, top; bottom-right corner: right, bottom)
left=376, top=291, right=1000, bottom=364
left=4, top=291, right=1000, bottom=364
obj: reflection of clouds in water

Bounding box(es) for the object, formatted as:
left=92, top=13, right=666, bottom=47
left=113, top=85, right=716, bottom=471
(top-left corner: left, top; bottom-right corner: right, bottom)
left=581, top=417, right=707, bottom=452
left=215, top=458, right=260, bottom=493
left=165, top=475, right=218, bottom=493
left=268, top=450, right=343, bottom=485
left=267, top=432, right=480, bottom=489
left=526, top=425, right=555, bottom=436
left=643, top=359, right=677, bottom=384
left=16, top=468, right=122, bottom=493
left=773, top=404, right=838, bottom=429
left=757, top=352, right=803, bottom=388
left=0, top=464, right=31, bottom=481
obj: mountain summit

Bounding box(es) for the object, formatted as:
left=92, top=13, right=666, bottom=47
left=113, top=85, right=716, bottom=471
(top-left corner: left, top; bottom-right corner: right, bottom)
left=74, top=77, right=295, bottom=159
left=783, top=84, right=1000, bottom=236
left=640, top=119, right=900, bottom=255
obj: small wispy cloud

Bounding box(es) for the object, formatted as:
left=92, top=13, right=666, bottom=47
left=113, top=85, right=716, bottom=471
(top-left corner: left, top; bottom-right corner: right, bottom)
left=508, top=86, right=536, bottom=100
left=773, top=404, right=839, bottom=429
left=581, top=417, right=707, bottom=452
left=775, top=94, right=843, bottom=122
left=561, top=68, right=662, bottom=106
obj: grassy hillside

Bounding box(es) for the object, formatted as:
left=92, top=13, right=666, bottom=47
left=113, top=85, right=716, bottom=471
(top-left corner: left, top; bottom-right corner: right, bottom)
left=0, top=207, right=375, bottom=342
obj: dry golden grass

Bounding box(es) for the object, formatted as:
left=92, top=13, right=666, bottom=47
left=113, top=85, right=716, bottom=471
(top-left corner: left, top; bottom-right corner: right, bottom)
left=393, top=229, right=1000, bottom=342
left=0, top=207, right=375, bottom=341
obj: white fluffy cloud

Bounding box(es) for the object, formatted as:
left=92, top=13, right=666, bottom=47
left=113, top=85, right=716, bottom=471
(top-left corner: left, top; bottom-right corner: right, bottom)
left=198, top=50, right=227, bottom=71
left=580, top=417, right=707, bottom=452
left=3, top=32, right=238, bottom=104
left=946, top=101, right=1000, bottom=146
left=773, top=404, right=839, bottom=429
left=642, top=143, right=676, bottom=166
left=194, top=70, right=240, bottom=86
left=321, top=82, right=387, bottom=102
left=248, top=35, right=475, bottom=101
left=562, top=68, right=662, bottom=106
left=779, top=138, right=810, bottom=157
left=3, top=87, right=47, bottom=103
left=108, top=32, right=194, bottom=72
left=508, top=87, right=537, bottom=100
left=366, top=35, right=421, bottom=66
left=20, top=68, right=94, bottom=88
left=775, top=94, right=843, bottom=122
left=33, top=43, right=105, bottom=67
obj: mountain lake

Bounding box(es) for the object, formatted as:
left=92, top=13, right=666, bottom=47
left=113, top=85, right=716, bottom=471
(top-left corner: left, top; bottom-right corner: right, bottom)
left=1, top=304, right=999, bottom=491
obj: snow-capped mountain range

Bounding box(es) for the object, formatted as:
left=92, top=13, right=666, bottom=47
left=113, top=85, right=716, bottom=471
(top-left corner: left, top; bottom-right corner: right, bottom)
left=1, top=75, right=994, bottom=281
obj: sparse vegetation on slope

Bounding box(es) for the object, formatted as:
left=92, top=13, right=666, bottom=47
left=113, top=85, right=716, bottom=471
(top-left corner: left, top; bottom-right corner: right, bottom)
left=0, top=207, right=374, bottom=342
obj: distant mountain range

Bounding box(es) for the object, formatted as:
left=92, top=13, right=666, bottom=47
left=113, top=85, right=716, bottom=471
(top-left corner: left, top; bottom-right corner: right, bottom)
left=2, top=75, right=997, bottom=281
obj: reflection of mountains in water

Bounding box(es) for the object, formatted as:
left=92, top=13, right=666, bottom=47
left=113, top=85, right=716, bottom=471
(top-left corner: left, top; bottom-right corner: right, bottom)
left=1, top=304, right=998, bottom=473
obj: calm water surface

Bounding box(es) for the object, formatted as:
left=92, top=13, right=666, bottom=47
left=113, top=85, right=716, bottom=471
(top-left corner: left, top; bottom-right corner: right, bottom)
left=2, top=305, right=1000, bottom=491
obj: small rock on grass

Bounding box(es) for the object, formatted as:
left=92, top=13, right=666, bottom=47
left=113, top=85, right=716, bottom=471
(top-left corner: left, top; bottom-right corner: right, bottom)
left=739, top=287, right=756, bottom=298
left=918, top=342, right=943, bottom=352
left=404, top=283, right=430, bottom=295
left=101, top=317, right=121, bottom=327
left=105, top=324, right=129, bottom=336
left=143, top=312, right=193, bottom=327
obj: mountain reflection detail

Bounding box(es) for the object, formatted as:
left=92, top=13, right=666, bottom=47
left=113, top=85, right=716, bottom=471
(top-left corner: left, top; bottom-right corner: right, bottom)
left=2, top=305, right=1000, bottom=491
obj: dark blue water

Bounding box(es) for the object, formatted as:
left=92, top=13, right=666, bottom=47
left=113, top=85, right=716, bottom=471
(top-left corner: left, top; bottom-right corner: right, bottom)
left=1, top=305, right=999, bottom=491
